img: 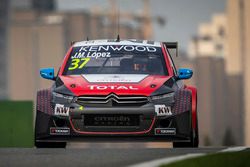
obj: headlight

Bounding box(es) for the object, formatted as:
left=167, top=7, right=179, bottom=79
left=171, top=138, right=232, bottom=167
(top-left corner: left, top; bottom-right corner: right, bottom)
left=150, top=92, right=175, bottom=101
left=52, top=92, right=74, bottom=103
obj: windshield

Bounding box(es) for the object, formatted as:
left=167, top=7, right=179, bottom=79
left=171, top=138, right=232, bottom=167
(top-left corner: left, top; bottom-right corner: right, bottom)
left=63, top=45, right=168, bottom=75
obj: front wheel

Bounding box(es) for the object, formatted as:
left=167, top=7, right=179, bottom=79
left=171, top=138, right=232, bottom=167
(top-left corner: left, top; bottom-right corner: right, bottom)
left=173, top=116, right=199, bottom=148
left=173, top=130, right=198, bottom=148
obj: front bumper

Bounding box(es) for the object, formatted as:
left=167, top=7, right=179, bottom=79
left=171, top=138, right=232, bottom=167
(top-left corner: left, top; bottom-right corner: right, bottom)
left=35, top=104, right=192, bottom=142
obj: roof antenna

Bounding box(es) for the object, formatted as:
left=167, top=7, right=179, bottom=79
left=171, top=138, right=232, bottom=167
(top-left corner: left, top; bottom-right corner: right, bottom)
left=116, top=34, right=120, bottom=42
left=117, top=0, right=120, bottom=38
left=114, top=0, right=120, bottom=41
left=86, top=36, right=89, bottom=41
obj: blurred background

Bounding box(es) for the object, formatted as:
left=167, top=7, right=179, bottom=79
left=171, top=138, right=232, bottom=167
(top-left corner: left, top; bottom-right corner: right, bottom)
left=0, top=0, right=249, bottom=147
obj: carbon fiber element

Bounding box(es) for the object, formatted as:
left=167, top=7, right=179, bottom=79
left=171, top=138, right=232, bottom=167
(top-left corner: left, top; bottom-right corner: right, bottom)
left=172, top=89, right=192, bottom=114
left=37, top=89, right=53, bottom=115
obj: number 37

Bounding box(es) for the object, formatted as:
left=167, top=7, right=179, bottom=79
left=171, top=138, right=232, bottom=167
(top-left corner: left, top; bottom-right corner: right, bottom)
left=68, top=58, right=90, bottom=70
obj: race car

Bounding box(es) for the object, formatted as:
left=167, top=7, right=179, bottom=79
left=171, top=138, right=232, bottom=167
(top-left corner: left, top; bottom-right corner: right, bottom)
left=35, top=39, right=198, bottom=148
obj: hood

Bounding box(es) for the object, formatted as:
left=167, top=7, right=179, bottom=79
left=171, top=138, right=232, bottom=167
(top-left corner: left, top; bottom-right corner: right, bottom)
left=59, top=74, right=171, bottom=96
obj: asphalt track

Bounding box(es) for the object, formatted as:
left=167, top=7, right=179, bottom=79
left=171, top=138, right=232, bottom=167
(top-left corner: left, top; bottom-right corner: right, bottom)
left=0, top=143, right=227, bottom=167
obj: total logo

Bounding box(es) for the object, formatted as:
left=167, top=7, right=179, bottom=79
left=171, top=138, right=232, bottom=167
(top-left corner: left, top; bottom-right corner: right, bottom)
left=88, top=85, right=139, bottom=90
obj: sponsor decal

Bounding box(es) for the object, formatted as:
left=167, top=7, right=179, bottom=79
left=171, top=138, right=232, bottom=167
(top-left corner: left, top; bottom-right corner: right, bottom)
left=154, top=105, right=172, bottom=116
left=82, top=74, right=148, bottom=83
left=54, top=104, right=69, bottom=116
left=72, top=51, right=111, bottom=59
left=94, top=116, right=130, bottom=122
left=88, top=85, right=138, bottom=90
left=84, top=114, right=138, bottom=126
left=70, top=45, right=158, bottom=63
left=155, top=128, right=176, bottom=135
left=72, top=45, right=157, bottom=59
left=50, top=127, right=70, bottom=135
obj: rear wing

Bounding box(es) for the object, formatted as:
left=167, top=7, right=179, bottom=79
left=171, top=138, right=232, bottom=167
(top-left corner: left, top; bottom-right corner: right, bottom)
left=163, top=42, right=178, bottom=57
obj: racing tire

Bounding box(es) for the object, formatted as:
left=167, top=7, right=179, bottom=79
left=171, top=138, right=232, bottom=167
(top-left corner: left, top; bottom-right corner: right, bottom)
left=35, top=141, right=67, bottom=148
left=173, top=115, right=199, bottom=148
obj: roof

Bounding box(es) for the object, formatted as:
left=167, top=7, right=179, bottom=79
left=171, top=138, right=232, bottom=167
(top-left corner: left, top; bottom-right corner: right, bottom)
left=73, top=39, right=161, bottom=47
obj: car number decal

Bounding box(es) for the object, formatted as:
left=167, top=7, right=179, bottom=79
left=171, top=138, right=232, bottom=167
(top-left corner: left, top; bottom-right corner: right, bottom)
left=68, top=58, right=90, bottom=70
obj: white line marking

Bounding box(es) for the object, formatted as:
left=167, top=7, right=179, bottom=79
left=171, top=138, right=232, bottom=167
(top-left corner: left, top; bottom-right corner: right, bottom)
left=128, top=153, right=205, bottom=167
left=128, top=147, right=248, bottom=167
left=219, top=146, right=247, bottom=153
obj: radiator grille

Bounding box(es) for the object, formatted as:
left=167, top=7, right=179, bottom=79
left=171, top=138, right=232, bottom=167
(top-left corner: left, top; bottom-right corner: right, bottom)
left=76, top=93, right=148, bottom=107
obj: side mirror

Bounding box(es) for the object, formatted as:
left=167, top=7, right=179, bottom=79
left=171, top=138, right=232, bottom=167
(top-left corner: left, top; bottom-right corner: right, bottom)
left=40, top=68, right=55, bottom=80
left=178, top=68, right=193, bottom=80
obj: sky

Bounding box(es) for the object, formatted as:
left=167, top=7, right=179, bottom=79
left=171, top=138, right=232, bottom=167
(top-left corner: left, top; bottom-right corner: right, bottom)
left=56, top=0, right=226, bottom=51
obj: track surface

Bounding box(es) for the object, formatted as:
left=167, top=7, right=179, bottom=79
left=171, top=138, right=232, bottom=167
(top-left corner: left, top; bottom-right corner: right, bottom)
left=0, top=143, right=225, bottom=167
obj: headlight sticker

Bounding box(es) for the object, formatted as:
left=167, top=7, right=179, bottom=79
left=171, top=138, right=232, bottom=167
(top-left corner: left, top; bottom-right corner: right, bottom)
left=154, top=104, right=172, bottom=116
left=151, top=92, right=175, bottom=101
left=53, top=92, right=74, bottom=103
left=54, top=104, right=69, bottom=116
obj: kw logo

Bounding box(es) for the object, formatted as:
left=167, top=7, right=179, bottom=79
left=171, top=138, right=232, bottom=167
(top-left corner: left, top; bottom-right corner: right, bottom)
left=54, top=104, right=69, bottom=116
left=155, top=105, right=172, bottom=116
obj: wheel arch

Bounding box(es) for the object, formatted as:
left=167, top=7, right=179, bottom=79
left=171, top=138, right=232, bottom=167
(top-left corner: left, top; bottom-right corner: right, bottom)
left=185, top=86, right=198, bottom=130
